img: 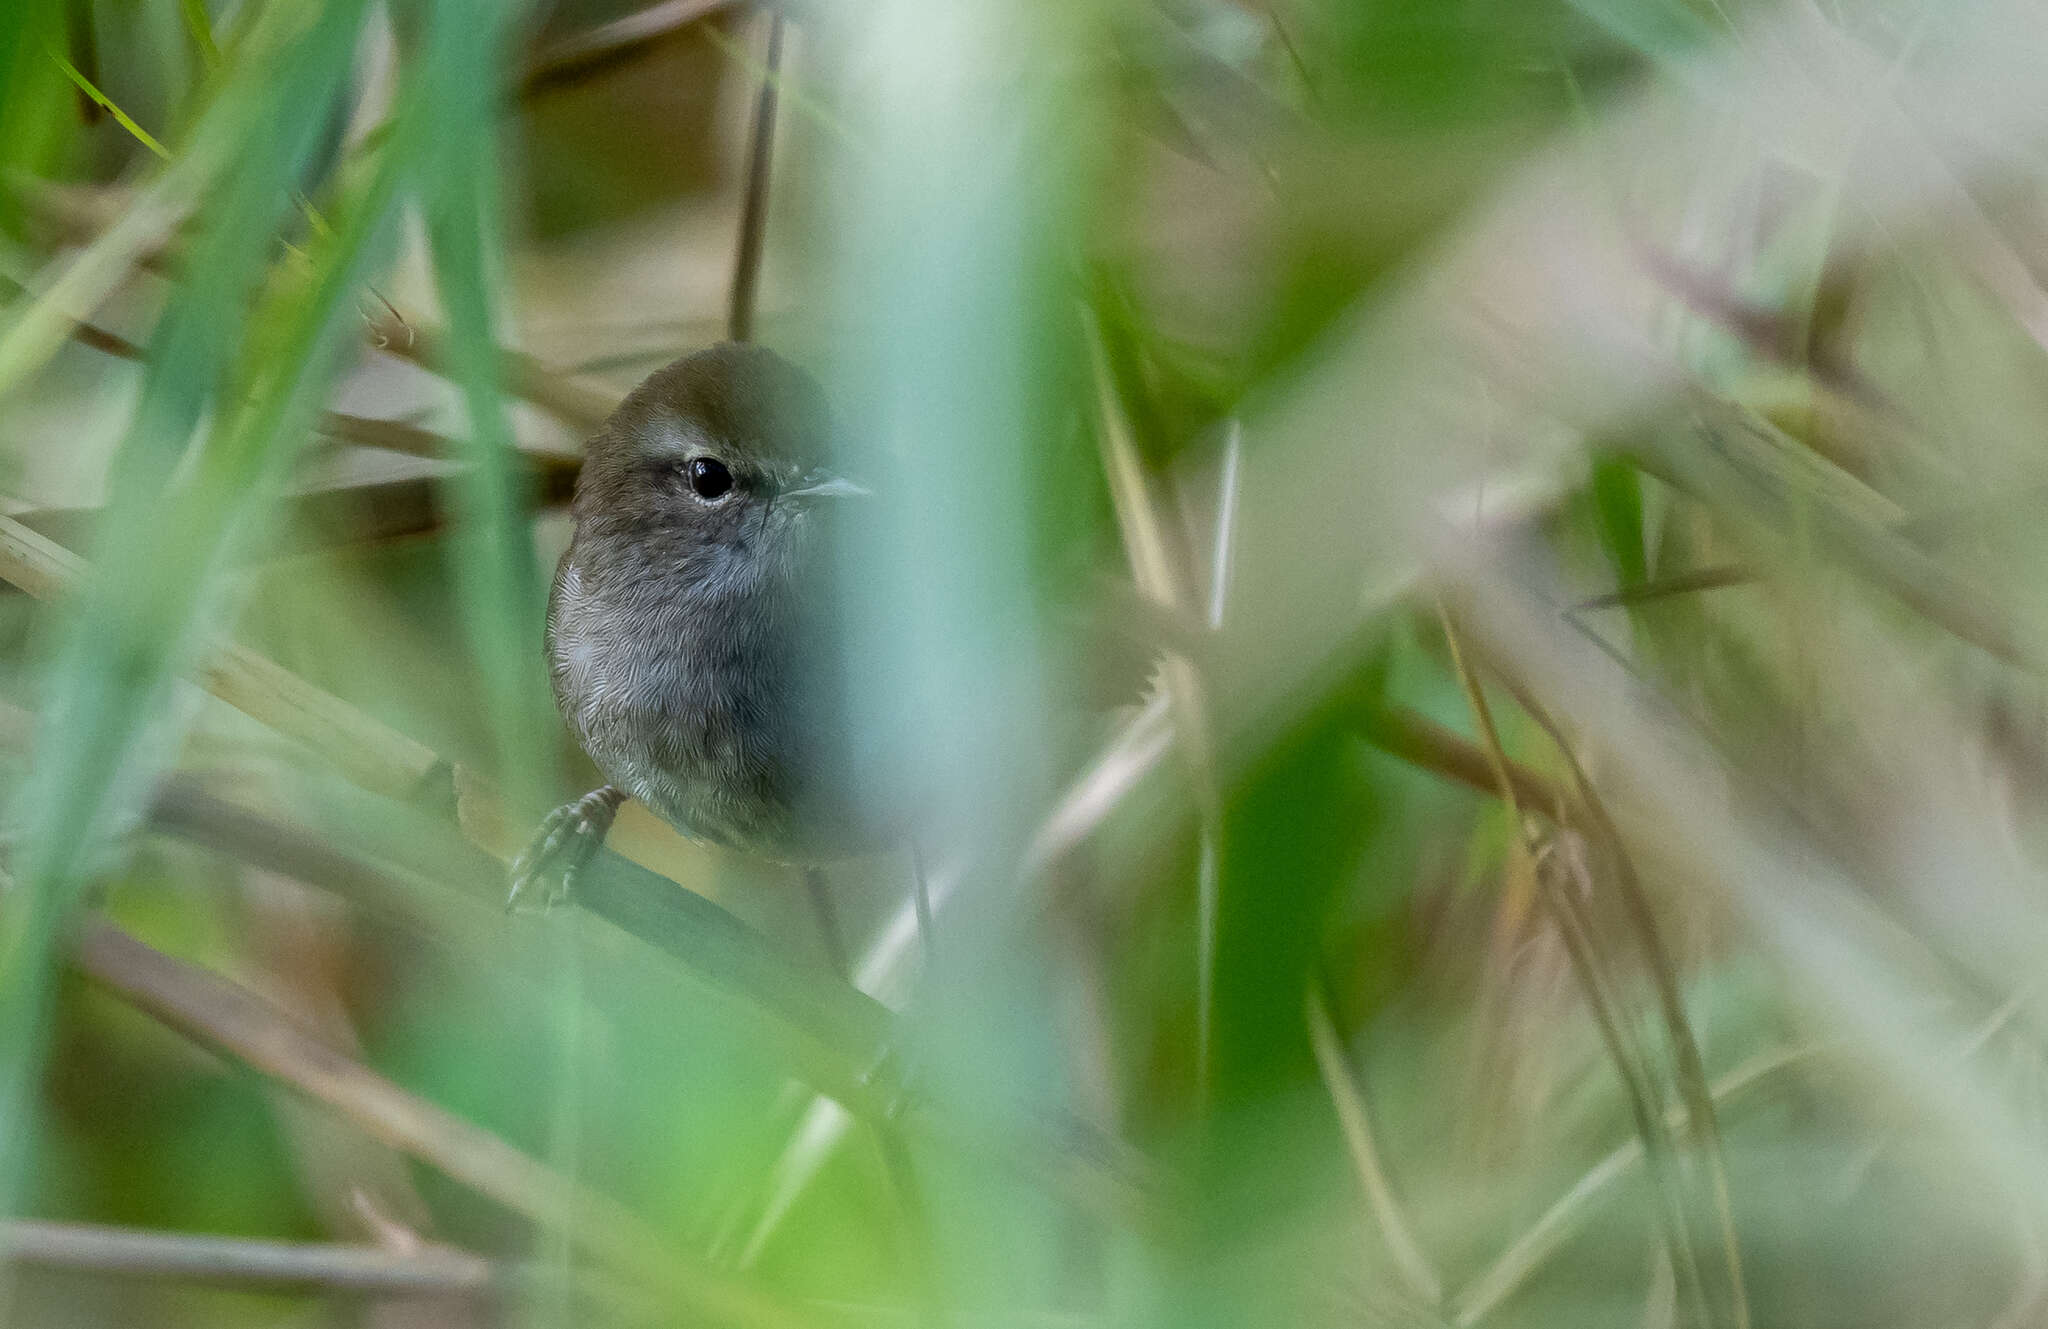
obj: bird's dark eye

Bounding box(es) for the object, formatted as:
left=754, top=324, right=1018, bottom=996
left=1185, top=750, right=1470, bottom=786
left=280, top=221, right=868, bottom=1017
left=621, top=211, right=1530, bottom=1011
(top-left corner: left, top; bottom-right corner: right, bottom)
left=686, top=457, right=733, bottom=500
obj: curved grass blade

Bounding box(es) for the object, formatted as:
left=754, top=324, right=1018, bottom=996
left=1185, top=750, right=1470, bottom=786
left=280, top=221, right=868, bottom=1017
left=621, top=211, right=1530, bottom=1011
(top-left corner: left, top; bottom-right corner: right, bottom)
left=50, top=51, right=169, bottom=157
left=0, top=0, right=388, bottom=1237
left=405, top=7, right=578, bottom=1316
left=409, top=0, right=558, bottom=815
left=1438, top=605, right=1714, bottom=1329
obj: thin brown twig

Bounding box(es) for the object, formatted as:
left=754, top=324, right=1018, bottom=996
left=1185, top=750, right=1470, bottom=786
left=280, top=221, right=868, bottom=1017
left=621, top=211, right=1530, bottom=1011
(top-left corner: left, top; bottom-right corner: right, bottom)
left=727, top=7, right=785, bottom=343
left=1574, top=565, right=1754, bottom=611
left=0, top=271, right=144, bottom=358
left=0, top=192, right=622, bottom=432
left=8, top=475, right=503, bottom=560
left=522, top=0, right=746, bottom=95
left=6, top=274, right=584, bottom=499
left=6, top=177, right=181, bottom=275
left=1, top=1219, right=501, bottom=1297
left=42, top=308, right=142, bottom=360
left=1030, top=629, right=1564, bottom=894
left=1354, top=701, right=1561, bottom=813
left=316, top=410, right=582, bottom=501
left=363, top=311, right=619, bottom=432
left=1257, top=1, right=1320, bottom=108
left=1637, top=243, right=1884, bottom=409
left=64, top=0, right=104, bottom=125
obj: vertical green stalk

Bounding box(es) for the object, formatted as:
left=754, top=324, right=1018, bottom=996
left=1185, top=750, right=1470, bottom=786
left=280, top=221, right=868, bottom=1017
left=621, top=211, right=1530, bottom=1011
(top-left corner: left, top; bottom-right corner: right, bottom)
left=827, top=0, right=1100, bottom=1314
left=407, top=2, right=571, bottom=1323
left=0, top=0, right=381, bottom=1255
left=179, top=0, right=222, bottom=70
left=0, top=0, right=68, bottom=222
left=408, top=0, right=555, bottom=821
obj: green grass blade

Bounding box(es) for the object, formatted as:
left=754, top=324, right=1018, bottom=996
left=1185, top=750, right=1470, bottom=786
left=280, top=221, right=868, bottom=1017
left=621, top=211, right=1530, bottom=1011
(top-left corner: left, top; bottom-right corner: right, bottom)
left=411, top=0, right=558, bottom=815
left=0, top=0, right=383, bottom=1233
left=179, top=0, right=221, bottom=70
left=50, top=51, right=170, bottom=158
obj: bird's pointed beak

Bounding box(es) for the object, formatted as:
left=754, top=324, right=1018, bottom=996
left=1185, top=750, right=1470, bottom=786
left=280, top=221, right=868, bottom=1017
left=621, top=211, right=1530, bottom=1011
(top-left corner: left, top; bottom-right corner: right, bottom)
left=784, top=469, right=871, bottom=501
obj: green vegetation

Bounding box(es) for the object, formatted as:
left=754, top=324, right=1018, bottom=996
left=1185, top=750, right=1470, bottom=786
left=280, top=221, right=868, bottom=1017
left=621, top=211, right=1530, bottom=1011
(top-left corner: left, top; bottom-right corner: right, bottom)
left=3, top=0, right=2047, bottom=1326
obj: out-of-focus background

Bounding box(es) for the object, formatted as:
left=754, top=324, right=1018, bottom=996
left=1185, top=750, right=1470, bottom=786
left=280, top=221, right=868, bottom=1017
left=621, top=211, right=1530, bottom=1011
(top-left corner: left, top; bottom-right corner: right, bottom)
left=6, top=0, right=2048, bottom=1326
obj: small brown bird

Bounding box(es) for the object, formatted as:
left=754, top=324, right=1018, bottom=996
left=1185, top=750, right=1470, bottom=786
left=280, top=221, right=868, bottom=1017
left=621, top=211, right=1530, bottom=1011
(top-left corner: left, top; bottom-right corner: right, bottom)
left=511, top=343, right=874, bottom=905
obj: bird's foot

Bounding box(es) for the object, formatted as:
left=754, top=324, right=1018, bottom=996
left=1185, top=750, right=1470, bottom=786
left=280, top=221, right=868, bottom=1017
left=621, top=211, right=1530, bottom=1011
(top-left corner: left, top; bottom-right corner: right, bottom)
left=507, top=786, right=627, bottom=914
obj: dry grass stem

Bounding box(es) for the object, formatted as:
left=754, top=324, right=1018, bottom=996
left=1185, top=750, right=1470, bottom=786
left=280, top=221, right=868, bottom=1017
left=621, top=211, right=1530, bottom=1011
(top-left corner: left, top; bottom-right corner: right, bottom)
left=726, top=7, right=784, bottom=344
left=74, top=918, right=813, bottom=1329
left=1083, top=308, right=1225, bottom=1091
left=1355, top=700, right=1561, bottom=813
left=1452, top=1046, right=1818, bottom=1328
left=363, top=312, right=619, bottom=432
left=1, top=1219, right=502, bottom=1296
left=522, top=0, right=744, bottom=94
left=0, top=514, right=446, bottom=798
left=1438, top=604, right=1713, bottom=1329
left=1502, top=680, right=1752, bottom=1329
left=1305, top=986, right=1443, bottom=1307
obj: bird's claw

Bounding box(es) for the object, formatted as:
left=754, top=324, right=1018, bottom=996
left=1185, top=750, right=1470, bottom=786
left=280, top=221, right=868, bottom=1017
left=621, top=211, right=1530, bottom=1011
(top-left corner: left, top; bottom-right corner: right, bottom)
left=506, top=786, right=626, bottom=914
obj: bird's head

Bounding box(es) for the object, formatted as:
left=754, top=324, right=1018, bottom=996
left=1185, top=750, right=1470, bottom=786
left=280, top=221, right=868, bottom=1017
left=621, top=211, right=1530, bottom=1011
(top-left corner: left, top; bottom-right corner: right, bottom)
left=574, top=342, right=862, bottom=594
